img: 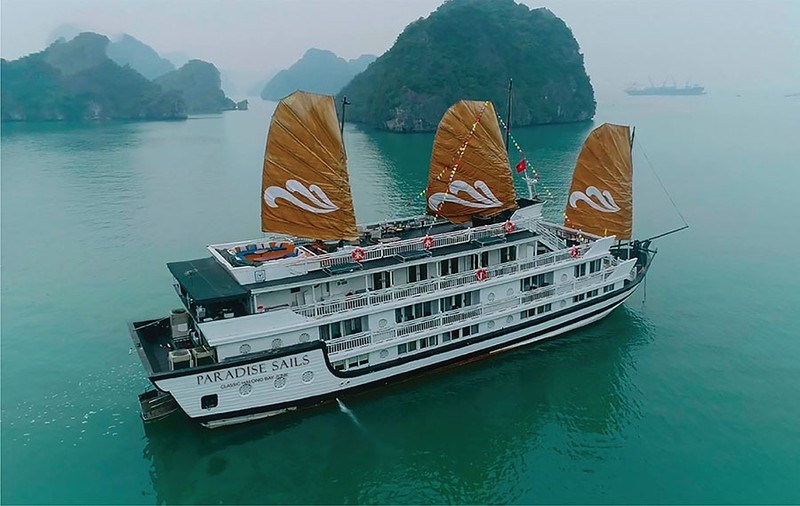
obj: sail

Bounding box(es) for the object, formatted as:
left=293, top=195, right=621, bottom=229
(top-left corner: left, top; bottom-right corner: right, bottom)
left=426, top=100, right=517, bottom=223
left=261, top=91, right=358, bottom=241
left=564, top=123, right=633, bottom=240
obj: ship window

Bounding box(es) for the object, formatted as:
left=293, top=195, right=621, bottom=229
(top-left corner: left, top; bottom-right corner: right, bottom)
left=408, top=263, right=428, bottom=283
left=522, top=273, right=551, bottom=291
left=537, top=303, right=552, bottom=314
left=480, top=251, right=490, bottom=267
left=398, top=343, right=408, bottom=355
left=419, top=337, right=428, bottom=349
left=589, top=259, right=602, bottom=273
left=440, top=292, right=473, bottom=312
left=336, top=279, right=348, bottom=286
left=291, top=287, right=300, bottom=293
left=587, top=289, right=598, bottom=298
left=408, top=340, right=418, bottom=352
left=442, top=330, right=454, bottom=342
left=343, top=316, right=365, bottom=336
left=358, top=354, right=369, bottom=366
left=439, top=258, right=459, bottom=276
left=201, top=394, right=218, bottom=409
left=500, top=246, right=517, bottom=263
left=428, top=335, right=438, bottom=347
left=333, top=360, right=346, bottom=371
left=574, top=263, right=587, bottom=277
left=467, top=254, right=479, bottom=270
left=372, top=271, right=391, bottom=290
left=604, top=284, right=614, bottom=293
left=573, top=293, right=586, bottom=303
left=396, top=302, right=433, bottom=323
left=462, top=325, right=478, bottom=337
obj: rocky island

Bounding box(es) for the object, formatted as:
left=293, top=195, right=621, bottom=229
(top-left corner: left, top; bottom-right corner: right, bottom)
left=260, top=48, right=376, bottom=101
left=2, top=32, right=237, bottom=122
left=339, top=0, right=596, bottom=132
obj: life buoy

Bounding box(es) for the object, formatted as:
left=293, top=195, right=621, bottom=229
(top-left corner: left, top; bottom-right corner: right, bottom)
left=503, top=221, right=516, bottom=234
left=570, top=245, right=580, bottom=259
left=351, top=248, right=366, bottom=262
left=475, top=268, right=488, bottom=281
left=422, top=235, right=434, bottom=250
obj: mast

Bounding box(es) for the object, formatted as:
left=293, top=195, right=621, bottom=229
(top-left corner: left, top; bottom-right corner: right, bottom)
left=504, top=78, right=513, bottom=152
left=339, top=96, right=350, bottom=137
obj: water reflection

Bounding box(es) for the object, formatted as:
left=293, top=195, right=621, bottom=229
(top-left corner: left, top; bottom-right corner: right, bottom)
left=141, top=305, right=654, bottom=504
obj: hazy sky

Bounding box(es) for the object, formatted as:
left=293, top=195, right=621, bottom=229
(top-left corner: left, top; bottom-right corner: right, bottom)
left=2, top=0, right=798, bottom=96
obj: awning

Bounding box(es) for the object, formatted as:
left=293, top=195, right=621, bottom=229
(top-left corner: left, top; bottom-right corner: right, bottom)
left=167, top=257, right=248, bottom=304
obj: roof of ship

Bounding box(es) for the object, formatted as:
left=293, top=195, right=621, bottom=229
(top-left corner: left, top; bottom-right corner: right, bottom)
left=167, top=257, right=249, bottom=304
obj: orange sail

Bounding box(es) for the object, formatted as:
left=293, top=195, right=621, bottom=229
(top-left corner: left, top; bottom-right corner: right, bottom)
left=426, top=100, right=517, bottom=224
left=564, top=123, right=633, bottom=240
left=261, top=91, right=358, bottom=241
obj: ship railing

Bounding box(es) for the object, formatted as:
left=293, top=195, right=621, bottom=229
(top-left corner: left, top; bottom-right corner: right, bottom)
left=326, top=331, right=372, bottom=354
left=324, top=267, right=618, bottom=355
left=277, top=216, right=541, bottom=276
left=293, top=242, right=595, bottom=319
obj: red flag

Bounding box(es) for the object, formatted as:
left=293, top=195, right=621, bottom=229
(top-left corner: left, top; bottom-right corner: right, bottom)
left=515, top=158, right=526, bottom=173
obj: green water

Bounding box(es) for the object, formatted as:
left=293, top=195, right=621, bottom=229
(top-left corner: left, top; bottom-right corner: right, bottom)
left=2, top=94, right=799, bottom=504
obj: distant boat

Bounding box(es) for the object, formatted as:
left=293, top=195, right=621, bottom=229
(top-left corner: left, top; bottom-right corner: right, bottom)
left=626, top=80, right=705, bottom=96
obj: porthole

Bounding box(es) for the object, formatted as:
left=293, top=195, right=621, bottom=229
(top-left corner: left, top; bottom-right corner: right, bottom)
left=506, top=288, right=514, bottom=297
left=274, top=375, right=287, bottom=390
left=239, top=343, right=251, bottom=354
left=379, top=349, right=389, bottom=359
left=299, top=332, right=310, bottom=343
left=271, top=338, right=283, bottom=349
left=560, top=299, right=567, bottom=308
left=488, top=293, right=495, bottom=302
left=488, top=321, right=495, bottom=330
left=379, top=318, right=388, bottom=329
left=301, top=371, right=314, bottom=384
left=201, top=394, right=218, bottom=409
left=561, top=273, right=568, bottom=283
left=506, top=315, right=513, bottom=324
left=239, top=383, right=252, bottom=397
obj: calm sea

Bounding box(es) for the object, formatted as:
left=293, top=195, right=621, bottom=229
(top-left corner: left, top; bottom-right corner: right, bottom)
left=2, top=92, right=799, bottom=504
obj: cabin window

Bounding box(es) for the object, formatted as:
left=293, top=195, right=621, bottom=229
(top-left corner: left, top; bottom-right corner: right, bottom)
left=395, top=301, right=433, bottom=323
left=589, top=259, right=602, bottom=273
left=500, top=246, right=517, bottom=264
left=603, top=284, right=614, bottom=293
left=408, top=340, right=418, bottom=352
left=372, top=271, right=391, bottom=290
left=320, top=316, right=366, bottom=341
left=419, top=337, right=429, bottom=349
left=336, top=279, right=348, bottom=286
left=463, top=324, right=479, bottom=337
left=467, top=254, right=479, bottom=270
left=408, top=264, right=428, bottom=283
left=537, top=303, right=552, bottom=314
left=439, top=258, right=459, bottom=276
left=201, top=394, right=218, bottom=409
left=480, top=251, right=490, bottom=267
left=398, top=343, right=408, bottom=355
left=587, top=289, right=599, bottom=298
left=521, top=273, right=552, bottom=291
left=573, top=293, right=586, bottom=303
left=427, top=335, right=438, bottom=347
left=440, top=292, right=473, bottom=312
left=333, top=360, right=346, bottom=371
left=574, top=263, right=587, bottom=278
left=443, top=325, right=478, bottom=342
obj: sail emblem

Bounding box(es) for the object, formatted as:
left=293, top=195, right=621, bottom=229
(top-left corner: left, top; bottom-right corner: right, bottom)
left=263, top=179, right=339, bottom=214
left=428, top=180, right=502, bottom=211
left=569, top=186, right=621, bottom=213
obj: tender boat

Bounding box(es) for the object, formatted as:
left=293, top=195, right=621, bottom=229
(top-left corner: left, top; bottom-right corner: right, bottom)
left=129, top=91, right=656, bottom=428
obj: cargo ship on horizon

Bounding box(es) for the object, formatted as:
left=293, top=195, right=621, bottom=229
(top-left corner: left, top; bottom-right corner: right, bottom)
left=626, top=80, right=705, bottom=96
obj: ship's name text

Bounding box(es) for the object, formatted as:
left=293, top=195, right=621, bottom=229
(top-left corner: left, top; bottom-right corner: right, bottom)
left=196, top=355, right=310, bottom=385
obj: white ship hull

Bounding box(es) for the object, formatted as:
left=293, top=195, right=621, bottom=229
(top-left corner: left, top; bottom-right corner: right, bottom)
left=153, top=276, right=642, bottom=428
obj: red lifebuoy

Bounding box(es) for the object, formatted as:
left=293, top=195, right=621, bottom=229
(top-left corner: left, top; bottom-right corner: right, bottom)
left=422, top=235, right=434, bottom=250
left=503, top=221, right=516, bottom=234
left=569, top=246, right=580, bottom=259
left=351, top=248, right=366, bottom=262
left=475, top=268, right=488, bottom=281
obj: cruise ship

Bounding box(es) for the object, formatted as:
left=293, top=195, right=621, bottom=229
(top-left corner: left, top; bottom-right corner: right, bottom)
left=130, top=92, right=654, bottom=428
